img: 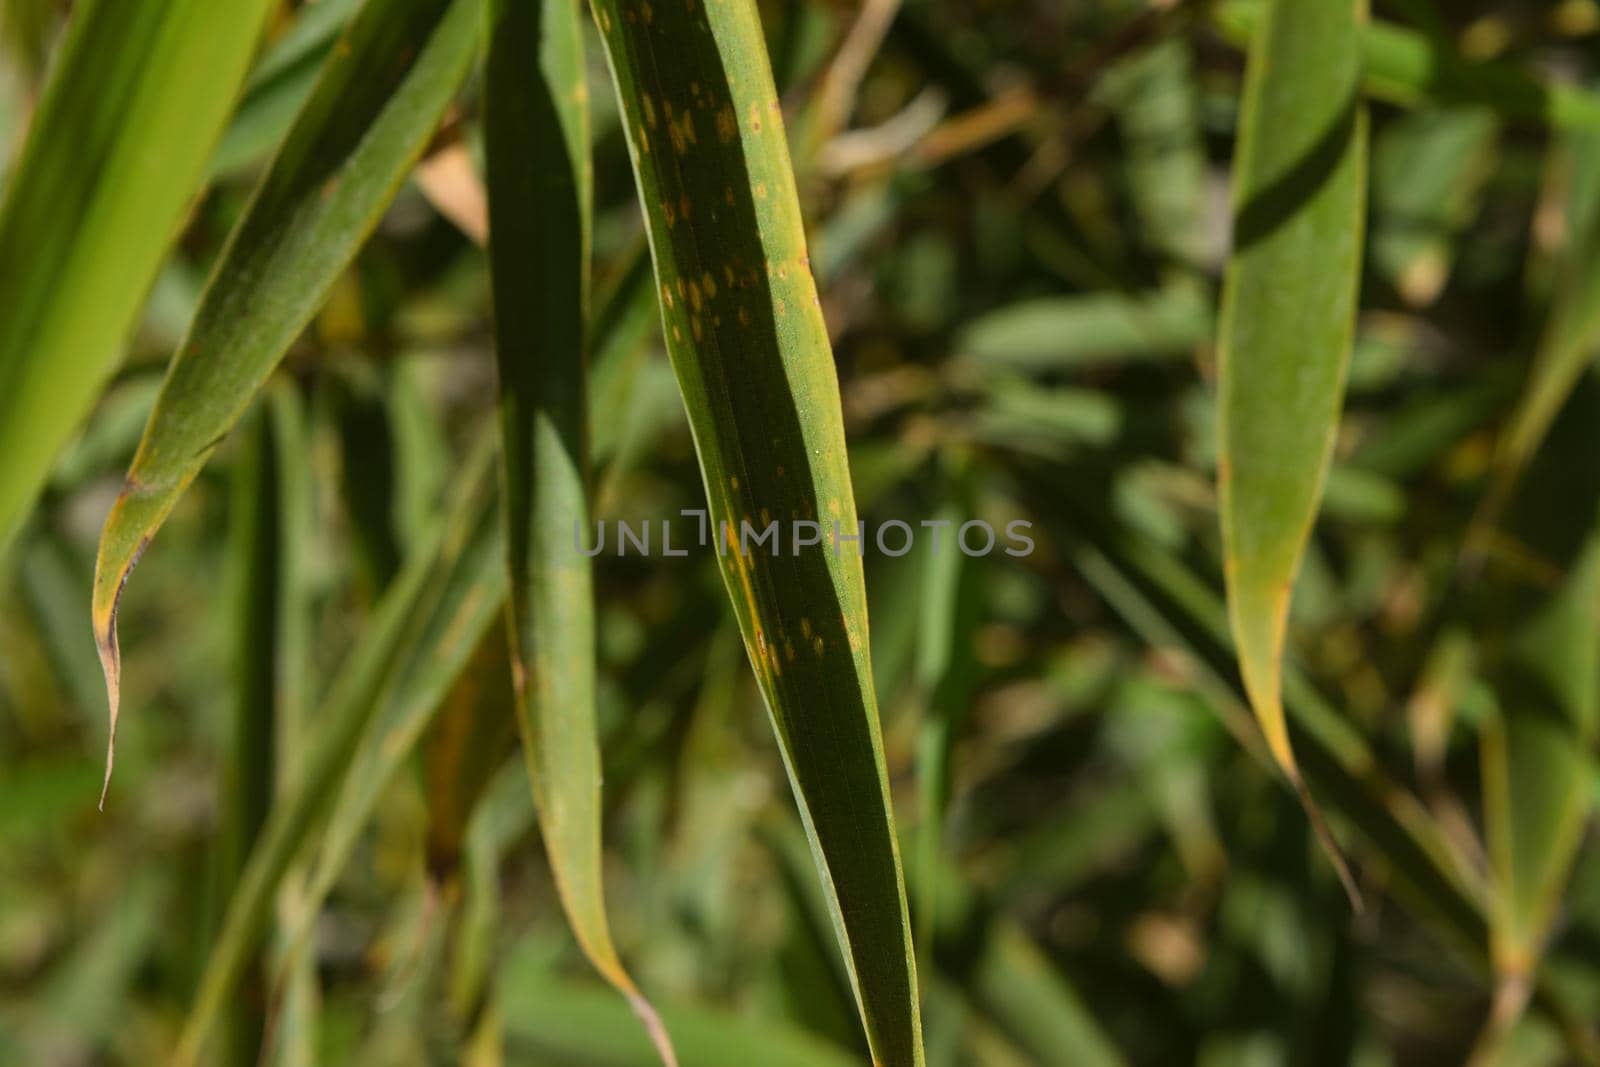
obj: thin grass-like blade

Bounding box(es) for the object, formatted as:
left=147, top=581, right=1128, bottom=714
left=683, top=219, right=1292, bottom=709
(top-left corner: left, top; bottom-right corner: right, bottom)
left=278, top=459, right=504, bottom=933
left=483, top=0, right=672, bottom=1058
left=0, top=0, right=275, bottom=549
left=913, top=495, right=981, bottom=957
left=1216, top=0, right=1367, bottom=896
left=176, top=441, right=499, bottom=1066
left=590, top=1, right=923, bottom=1060
left=1466, top=126, right=1600, bottom=564
left=91, top=0, right=480, bottom=805
left=1474, top=390, right=1600, bottom=1060
left=213, top=386, right=310, bottom=1062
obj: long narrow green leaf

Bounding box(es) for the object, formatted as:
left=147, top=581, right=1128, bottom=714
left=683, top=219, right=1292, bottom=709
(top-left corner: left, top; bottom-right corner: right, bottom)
left=256, top=386, right=320, bottom=1067
left=0, top=0, right=275, bottom=549
left=175, top=440, right=499, bottom=1066
left=212, top=388, right=306, bottom=1063
left=913, top=493, right=982, bottom=957
left=91, top=0, right=480, bottom=803
left=1476, top=392, right=1600, bottom=1057
left=1217, top=0, right=1367, bottom=887
left=590, top=1, right=924, bottom=1061
left=482, top=0, right=670, bottom=1058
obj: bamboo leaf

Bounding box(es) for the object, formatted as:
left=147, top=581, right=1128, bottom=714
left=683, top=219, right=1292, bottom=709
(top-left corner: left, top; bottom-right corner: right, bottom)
left=1217, top=0, right=1367, bottom=894
left=0, top=0, right=275, bottom=549
left=589, top=0, right=924, bottom=1060
left=91, top=0, right=480, bottom=804
left=913, top=492, right=983, bottom=957
left=482, top=0, right=670, bottom=1057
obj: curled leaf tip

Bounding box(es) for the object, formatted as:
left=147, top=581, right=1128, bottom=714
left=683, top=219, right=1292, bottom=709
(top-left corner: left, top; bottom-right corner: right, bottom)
left=1291, top=771, right=1365, bottom=915
left=92, top=532, right=149, bottom=809
left=94, top=594, right=122, bottom=811
left=1240, top=645, right=1364, bottom=913
left=623, top=988, right=678, bottom=1067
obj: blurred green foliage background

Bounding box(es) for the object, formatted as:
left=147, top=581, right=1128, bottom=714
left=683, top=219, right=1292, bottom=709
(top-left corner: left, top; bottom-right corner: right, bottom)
left=6, top=0, right=1600, bottom=1064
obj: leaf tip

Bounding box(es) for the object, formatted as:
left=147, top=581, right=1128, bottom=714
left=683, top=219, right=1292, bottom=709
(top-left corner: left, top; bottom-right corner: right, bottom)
left=1291, top=766, right=1365, bottom=915
left=92, top=531, right=150, bottom=808
left=622, top=987, right=678, bottom=1067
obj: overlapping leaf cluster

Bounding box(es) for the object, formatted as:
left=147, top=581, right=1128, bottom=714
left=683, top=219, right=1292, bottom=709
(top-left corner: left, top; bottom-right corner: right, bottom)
left=5, top=0, right=1600, bottom=1064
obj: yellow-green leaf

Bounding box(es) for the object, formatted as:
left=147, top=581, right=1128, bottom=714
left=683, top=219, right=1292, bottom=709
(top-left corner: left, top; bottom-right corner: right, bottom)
left=1217, top=0, right=1367, bottom=887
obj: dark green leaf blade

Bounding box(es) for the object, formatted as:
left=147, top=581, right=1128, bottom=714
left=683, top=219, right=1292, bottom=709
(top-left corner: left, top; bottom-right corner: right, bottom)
left=590, top=0, right=925, bottom=1060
